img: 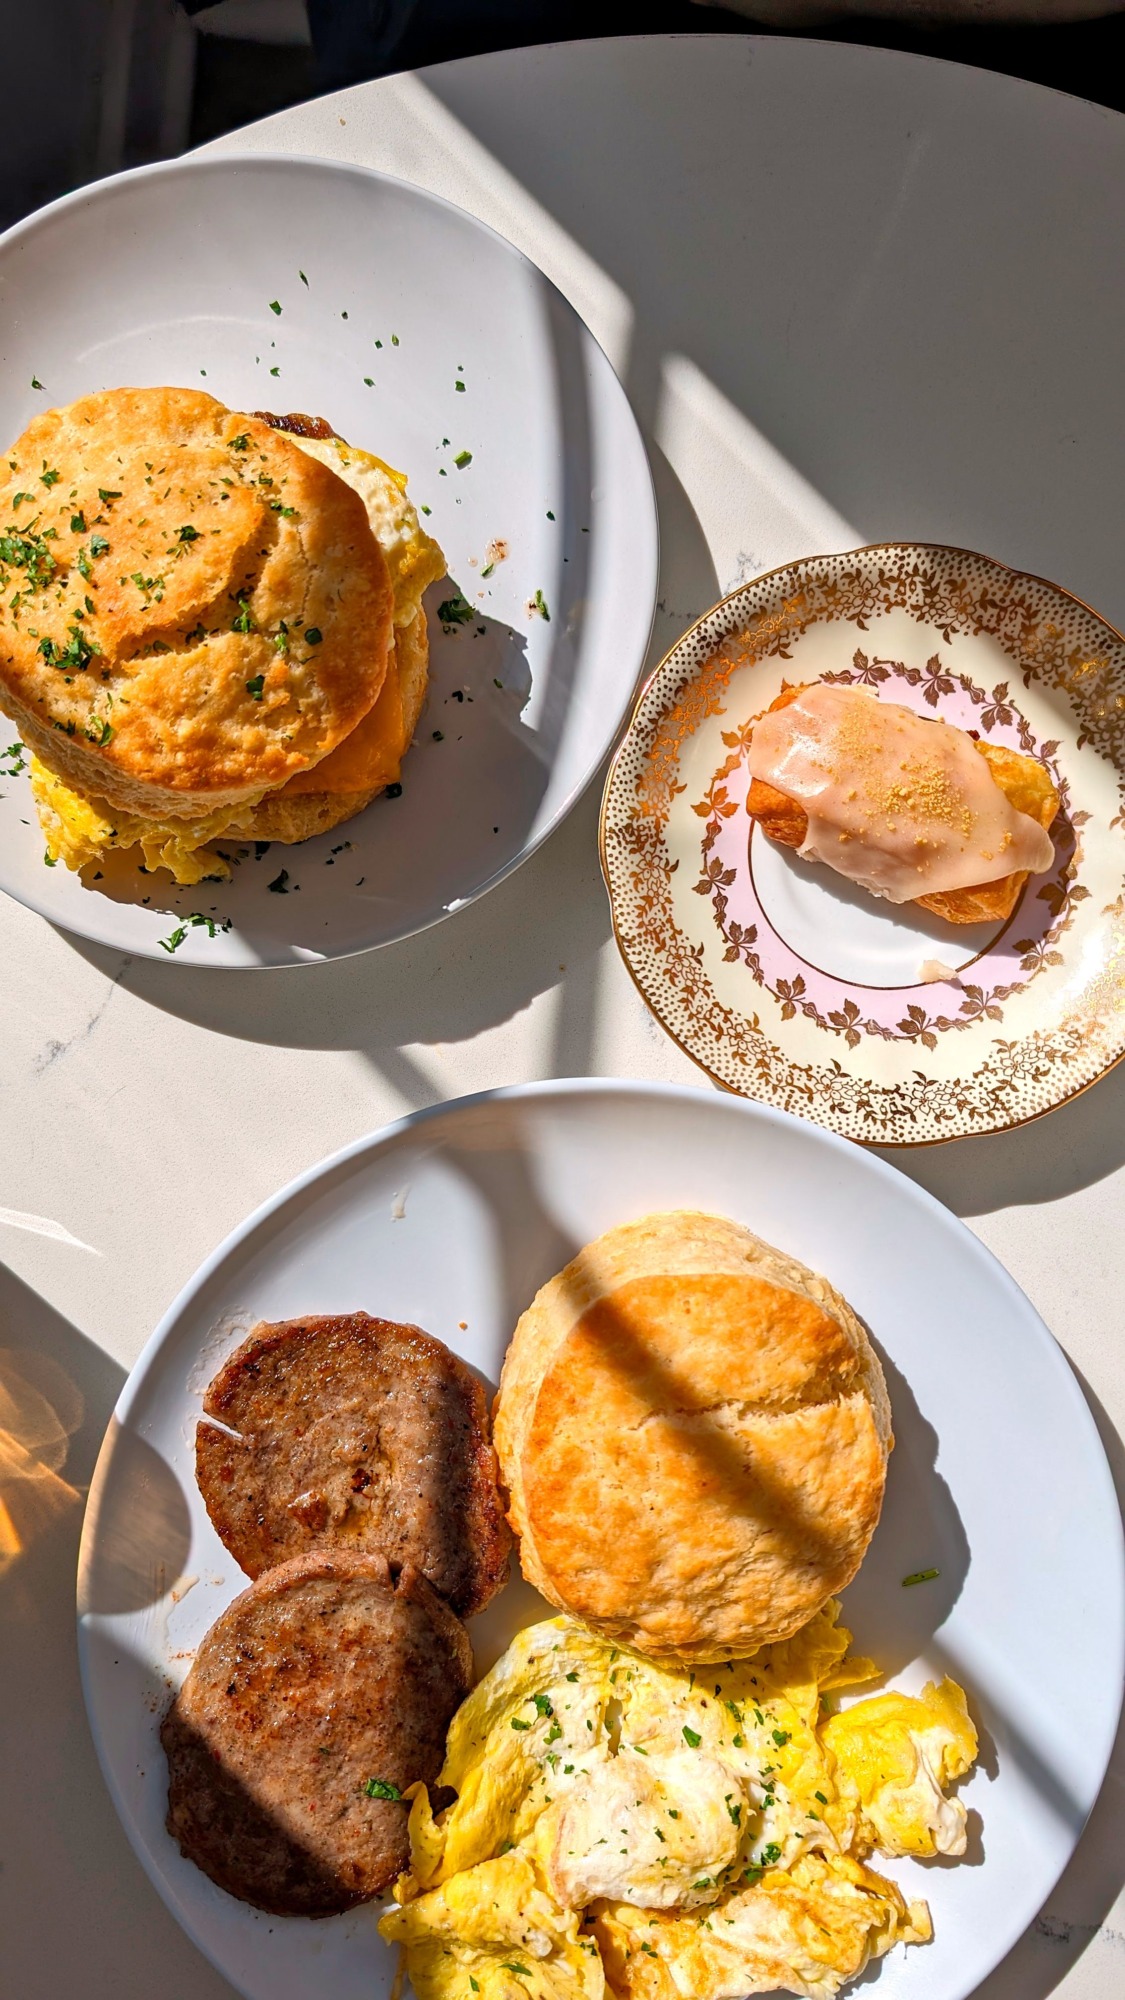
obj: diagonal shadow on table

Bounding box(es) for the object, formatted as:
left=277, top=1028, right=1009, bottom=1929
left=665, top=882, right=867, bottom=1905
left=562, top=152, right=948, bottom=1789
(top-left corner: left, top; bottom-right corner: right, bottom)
left=0, top=1263, right=237, bottom=2000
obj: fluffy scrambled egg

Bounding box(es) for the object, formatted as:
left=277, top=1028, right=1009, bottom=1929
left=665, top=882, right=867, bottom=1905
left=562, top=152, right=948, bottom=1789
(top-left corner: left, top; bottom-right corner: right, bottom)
left=379, top=1609, right=976, bottom=2000
left=32, top=440, right=444, bottom=884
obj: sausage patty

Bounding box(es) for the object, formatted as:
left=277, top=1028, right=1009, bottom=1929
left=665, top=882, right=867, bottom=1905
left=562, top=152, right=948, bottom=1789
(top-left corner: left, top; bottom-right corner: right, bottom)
left=161, top=1550, right=471, bottom=1915
left=195, top=1313, right=510, bottom=1617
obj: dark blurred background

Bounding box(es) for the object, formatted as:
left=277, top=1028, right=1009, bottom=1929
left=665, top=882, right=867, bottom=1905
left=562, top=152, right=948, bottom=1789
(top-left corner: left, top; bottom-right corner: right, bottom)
left=7, top=0, right=1125, bottom=236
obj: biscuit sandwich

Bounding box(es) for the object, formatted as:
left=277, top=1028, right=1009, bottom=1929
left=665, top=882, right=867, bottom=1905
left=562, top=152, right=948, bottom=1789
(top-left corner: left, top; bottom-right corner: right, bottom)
left=0, top=386, right=445, bottom=885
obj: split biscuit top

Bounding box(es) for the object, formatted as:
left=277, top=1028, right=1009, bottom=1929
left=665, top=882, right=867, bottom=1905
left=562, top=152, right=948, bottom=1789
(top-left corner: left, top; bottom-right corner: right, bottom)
left=0, top=387, right=394, bottom=817
left=494, top=1211, right=892, bottom=1664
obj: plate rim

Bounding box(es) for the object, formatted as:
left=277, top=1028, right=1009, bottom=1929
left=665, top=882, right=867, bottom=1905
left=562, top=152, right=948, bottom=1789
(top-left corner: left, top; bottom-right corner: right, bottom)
left=599, top=539, right=1125, bottom=1147
left=76, top=1075, right=1125, bottom=2000
left=0, top=148, right=659, bottom=969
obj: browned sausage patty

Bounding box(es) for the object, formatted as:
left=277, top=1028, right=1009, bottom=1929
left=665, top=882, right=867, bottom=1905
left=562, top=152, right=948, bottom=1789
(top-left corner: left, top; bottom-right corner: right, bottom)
left=195, top=1313, right=510, bottom=1617
left=162, top=1550, right=471, bottom=1916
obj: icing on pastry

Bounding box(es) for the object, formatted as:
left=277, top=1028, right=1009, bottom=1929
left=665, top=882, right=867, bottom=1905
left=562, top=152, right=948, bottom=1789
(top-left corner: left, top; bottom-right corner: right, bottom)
left=747, top=683, right=1054, bottom=903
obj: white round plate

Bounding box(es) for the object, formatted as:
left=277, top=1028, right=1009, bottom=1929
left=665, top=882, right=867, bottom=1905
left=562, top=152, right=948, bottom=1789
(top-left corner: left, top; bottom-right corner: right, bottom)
left=602, top=544, right=1125, bottom=1144
left=78, top=1079, right=1122, bottom=2000
left=0, top=154, right=657, bottom=965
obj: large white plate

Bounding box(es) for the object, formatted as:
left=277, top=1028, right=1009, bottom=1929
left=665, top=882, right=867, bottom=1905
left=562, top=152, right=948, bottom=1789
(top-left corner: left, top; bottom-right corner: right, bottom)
left=78, top=1079, right=1123, bottom=2000
left=0, top=154, right=657, bottom=965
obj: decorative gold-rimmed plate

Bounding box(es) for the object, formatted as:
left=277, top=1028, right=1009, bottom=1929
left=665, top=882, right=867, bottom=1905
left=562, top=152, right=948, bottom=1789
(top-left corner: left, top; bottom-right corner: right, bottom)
left=601, top=543, right=1125, bottom=1145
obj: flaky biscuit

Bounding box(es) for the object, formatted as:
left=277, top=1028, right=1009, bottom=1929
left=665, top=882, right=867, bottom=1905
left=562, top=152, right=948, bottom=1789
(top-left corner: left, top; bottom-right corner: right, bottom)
left=0, top=387, right=393, bottom=816
left=494, top=1212, right=892, bottom=1664
left=236, top=609, right=429, bottom=843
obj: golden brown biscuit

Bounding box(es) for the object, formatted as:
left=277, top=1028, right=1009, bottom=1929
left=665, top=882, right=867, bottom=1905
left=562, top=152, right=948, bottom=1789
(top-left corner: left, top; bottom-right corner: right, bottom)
left=493, top=1212, right=892, bottom=1664
left=746, top=685, right=1059, bottom=925
left=233, top=608, right=429, bottom=843
left=0, top=387, right=393, bottom=816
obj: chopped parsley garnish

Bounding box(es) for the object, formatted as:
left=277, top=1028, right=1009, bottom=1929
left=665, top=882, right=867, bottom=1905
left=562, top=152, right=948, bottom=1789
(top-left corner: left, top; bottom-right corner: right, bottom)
left=511, top=1717, right=531, bottom=1731
left=455, top=380, right=465, bottom=392
left=70, top=511, right=86, bottom=533
left=97, top=487, right=122, bottom=504
left=245, top=674, right=265, bottom=701
left=726, top=1800, right=741, bottom=1827
left=39, top=623, right=99, bottom=672
left=232, top=598, right=254, bottom=634
left=40, top=465, right=60, bottom=488
left=546, top=509, right=555, bottom=520
left=385, top=782, right=402, bottom=799
left=501, top=1968, right=530, bottom=1981
left=76, top=547, right=93, bottom=580
left=480, top=562, right=494, bottom=578
left=0, top=528, right=57, bottom=590
left=453, top=449, right=472, bottom=469
left=159, top=911, right=230, bottom=953
left=43, top=849, right=57, bottom=866
left=565, top=1671, right=579, bottom=1682
left=269, top=367, right=280, bottom=377
left=267, top=868, right=290, bottom=893
left=299, top=269, right=308, bottom=286
left=771, top=1729, right=790, bottom=1748
left=89, top=534, right=109, bottom=557
left=532, top=588, right=550, bottom=621
left=391, top=333, right=399, bottom=346
left=31, top=377, right=43, bottom=390
left=363, top=377, right=374, bottom=387
left=178, top=524, right=200, bottom=542
left=470, top=1983, right=479, bottom=1994
left=364, top=1777, right=402, bottom=1799
left=682, top=1726, right=701, bottom=1748
left=531, top=1693, right=554, bottom=1717
left=545, top=1720, right=562, bottom=1744
left=274, top=622, right=289, bottom=655
left=760, top=1843, right=782, bottom=1865
left=437, top=594, right=473, bottom=627
left=304, top=626, right=322, bottom=645
left=420, top=504, right=432, bottom=516
left=11, top=492, right=32, bottom=507
left=85, top=718, right=113, bottom=746
left=743, top=1866, right=763, bottom=1886
left=270, top=501, right=296, bottom=517
left=269, top=299, right=282, bottom=315
left=902, top=1568, right=941, bottom=1587
left=130, top=571, right=165, bottom=599
left=229, top=433, right=250, bottom=452
left=1, top=740, right=26, bottom=775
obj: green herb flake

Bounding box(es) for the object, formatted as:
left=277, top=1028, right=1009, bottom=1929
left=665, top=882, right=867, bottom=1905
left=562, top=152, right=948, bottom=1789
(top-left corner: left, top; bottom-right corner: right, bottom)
left=270, top=500, right=296, bottom=517
left=269, top=366, right=280, bottom=377
left=364, top=1776, right=403, bottom=1799
left=43, top=848, right=57, bottom=866
left=546, top=509, right=555, bottom=520
left=531, top=1693, right=554, bottom=1718
left=902, top=1567, right=941, bottom=1587
left=269, top=299, right=282, bottom=315
left=85, top=718, right=113, bottom=746
left=229, top=433, right=250, bottom=453
left=761, top=1843, right=782, bottom=1866
left=232, top=597, right=254, bottom=635
left=97, top=488, right=122, bottom=504
left=565, top=1671, right=579, bottom=1682
left=437, top=594, right=473, bottom=627
left=178, top=524, right=200, bottom=542
left=532, top=588, right=550, bottom=621
left=76, top=547, right=93, bottom=581
left=815, top=1791, right=828, bottom=1805
left=89, top=534, right=109, bottom=558
left=391, top=333, right=400, bottom=346
left=420, top=504, right=432, bottom=516
left=470, top=1982, right=480, bottom=1993
left=40, top=466, right=60, bottom=488
left=683, top=1726, right=701, bottom=1749
left=268, top=868, right=290, bottom=893
left=245, top=674, right=265, bottom=701
left=771, top=1729, right=790, bottom=1748
left=31, top=377, right=43, bottom=391
left=455, top=380, right=465, bottom=392
left=453, top=449, right=473, bottom=469
left=511, top=1717, right=531, bottom=1731
left=480, top=562, right=494, bottom=578
left=299, top=270, right=308, bottom=286
left=70, top=511, right=86, bottom=534
left=363, top=377, right=374, bottom=387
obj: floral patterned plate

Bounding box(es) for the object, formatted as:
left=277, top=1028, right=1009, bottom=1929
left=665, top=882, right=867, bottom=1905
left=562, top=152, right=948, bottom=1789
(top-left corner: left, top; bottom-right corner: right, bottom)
left=600, top=543, right=1125, bottom=1145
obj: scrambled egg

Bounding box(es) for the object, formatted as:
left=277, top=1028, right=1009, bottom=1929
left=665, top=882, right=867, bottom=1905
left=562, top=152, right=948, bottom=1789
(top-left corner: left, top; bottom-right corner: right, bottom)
left=380, top=1609, right=976, bottom=2000
left=33, top=439, right=444, bottom=884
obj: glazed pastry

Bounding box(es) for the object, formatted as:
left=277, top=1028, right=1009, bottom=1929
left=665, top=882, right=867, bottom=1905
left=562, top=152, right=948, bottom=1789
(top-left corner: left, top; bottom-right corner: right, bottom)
left=746, top=682, right=1058, bottom=924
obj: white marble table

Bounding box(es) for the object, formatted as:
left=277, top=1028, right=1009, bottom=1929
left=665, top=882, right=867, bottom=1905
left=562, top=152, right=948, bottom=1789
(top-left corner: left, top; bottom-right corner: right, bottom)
left=3, top=32, right=1123, bottom=2000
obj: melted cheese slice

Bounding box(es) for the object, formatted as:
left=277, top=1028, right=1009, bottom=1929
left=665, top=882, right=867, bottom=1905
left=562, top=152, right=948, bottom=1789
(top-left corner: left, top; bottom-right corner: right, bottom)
left=748, top=684, right=1054, bottom=903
